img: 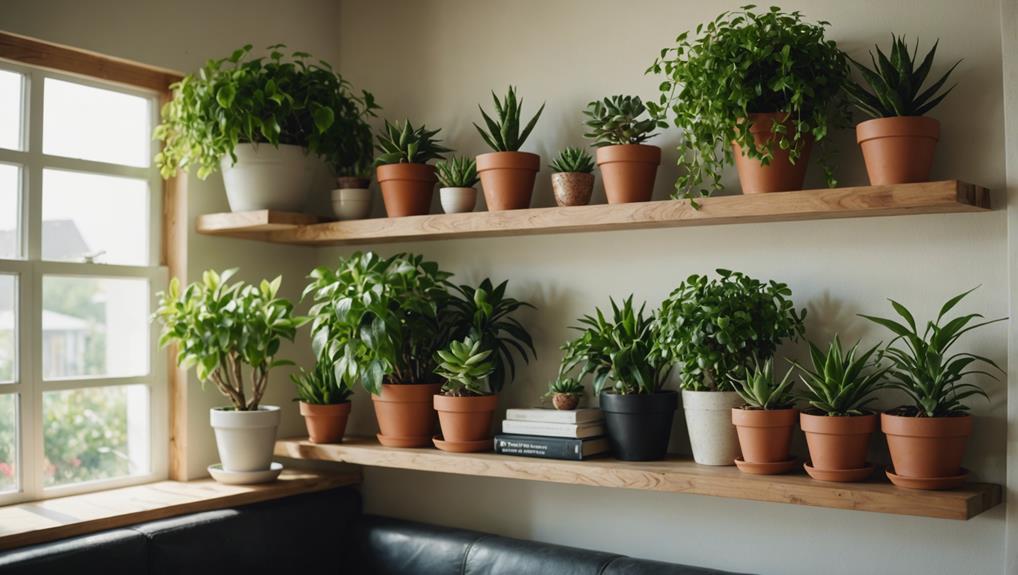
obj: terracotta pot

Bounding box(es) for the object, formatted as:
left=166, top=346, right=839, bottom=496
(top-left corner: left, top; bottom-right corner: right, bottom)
left=337, top=176, right=370, bottom=189
left=477, top=151, right=539, bottom=210
left=371, top=383, right=442, bottom=447
left=857, top=116, right=940, bottom=185
left=800, top=412, right=875, bottom=472
left=434, top=394, right=498, bottom=449
left=731, top=407, right=798, bottom=463
left=552, top=393, right=580, bottom=411
left=376, top=163, right=436, bottom=217
left=299, top=401, right=352, bottom=444
left=881, top=412, right=971, bottom=478
left=595, top=144, right=661, bottom=203
left=731, top=113, right=812, bottom=194
left=551, top=172, right=594, bottom=207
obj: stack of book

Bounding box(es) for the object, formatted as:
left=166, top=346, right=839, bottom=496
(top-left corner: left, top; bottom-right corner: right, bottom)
left=493, top=408, right=608, bottom=461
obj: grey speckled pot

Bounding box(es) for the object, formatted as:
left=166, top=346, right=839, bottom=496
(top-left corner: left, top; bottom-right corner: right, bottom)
left=682, top=390, right=742, bottom=465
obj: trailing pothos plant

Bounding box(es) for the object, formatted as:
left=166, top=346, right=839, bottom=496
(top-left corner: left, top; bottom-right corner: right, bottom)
left=154, top=269, right=308, bottom=411
left=647, top=5, right=851, bottom=199
left=434, top=336, right=496, bottom=397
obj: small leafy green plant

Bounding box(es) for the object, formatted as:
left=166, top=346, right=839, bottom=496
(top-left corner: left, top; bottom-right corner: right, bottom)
left=549, top=147, right=595, bottom=174
left=474, top=86, right=545, bottom=152
left=545, top=376, right=585, bottom=398
left=375, top=119, right=451, bottom=165
left=583, top=95, right=657, bottom=147
left=436, top=156, right=480, bottom=188
left=730, top=356, right=796, bottom=409
left=435, top=336, right=495, bottom=397
left=794, top=336, right=890, bottom=416
left=291, top=360, right=353, bottom=405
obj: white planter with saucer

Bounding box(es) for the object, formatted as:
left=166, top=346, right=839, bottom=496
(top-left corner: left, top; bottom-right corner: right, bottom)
left=440, top=186, right=477, bottom=214
left=209, top=405, right=281, bottom=484
left=220, top=143, right=313, bottom=212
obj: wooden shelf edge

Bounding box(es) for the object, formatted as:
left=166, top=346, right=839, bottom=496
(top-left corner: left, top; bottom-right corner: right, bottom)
left=196, top=210, right=318, bottom=235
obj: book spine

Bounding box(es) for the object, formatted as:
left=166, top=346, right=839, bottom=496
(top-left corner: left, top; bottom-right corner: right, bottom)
left=493, top=435, right=582, bottom=461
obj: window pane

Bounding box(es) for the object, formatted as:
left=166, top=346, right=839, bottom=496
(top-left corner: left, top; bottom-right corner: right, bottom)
left=42, top=169, right=148, bottom=265
left=43, top=78, right=150, bottom=167
left=43, top=384, right=148, bottom=487
left=0, top=393, right=15, bottom=492
left=0, top=164, right=19, bottom=260
left=0, top=274, right=14, bottom=383
left=42, top=276, right=149, bottom=380
left=0, top=70, right=22, bottom=151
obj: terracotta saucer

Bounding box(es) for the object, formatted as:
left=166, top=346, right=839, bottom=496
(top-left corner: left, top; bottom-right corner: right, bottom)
left=804, top=462, right=875, bottom=482
left=377, top=433, right=433, bottom=448
left=433, top=435, right=492, bottom=453
left=734, top=457, right=798, bottom=475
left=886, top=468, right=969, bottom=490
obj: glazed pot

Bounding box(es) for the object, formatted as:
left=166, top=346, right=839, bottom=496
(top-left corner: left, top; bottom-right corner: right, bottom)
left=299, top=401, right=352, bottom=444
left=596, top=144, right=661, bottom=203
left=477, top=151, right=540, bottom=210
left=801, top=412, right=876, bottom=473
left=433, top=394, right=498, bottom=452
left=599, top=391, right=677, bottom=461
left=209, top=405, right=280, bottom=473
left=731, top=113, right=812, bottom=194
left=376, top=163, right=437, bottom=217
left=881, top=412, right=971, bottom=478
left=552, top=393, right=580, bottom=411
left=371, top=383, right=443, bottom=447
left=330, top=187, right=372, bottom=220
left=682, top=390, right=742, bottom=465
left=220, top=143, right=312, bottom=212
left=439, top=186, right=477, bottom=214
left=732, top=407, right=797, bottom=464
left=857, top=116, right=940, bottom=185
left=551, top=172, right=594, bottom=207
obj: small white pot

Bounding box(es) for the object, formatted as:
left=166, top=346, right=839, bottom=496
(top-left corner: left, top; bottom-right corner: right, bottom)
left=682, top=390, right=742, bottom=466
left=331, top=187, right=373, bottom=220
left=220, top=143, right=313, bottom=212
left=209, top=405, right=280, bottom=473
left=440, top=186, right=477, bottom=214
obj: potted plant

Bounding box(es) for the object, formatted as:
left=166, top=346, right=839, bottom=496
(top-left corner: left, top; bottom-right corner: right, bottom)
left=794, top=336, right=891, bottom=482
left=375, top=119, right=451, bottom=217
left=655, top=269, right=805, bottom=465
left=436, top=156, right=480, bottom=214
left=862, top=289, right=1003, bottom=489
left=584, top=95, right=660, bottom=203
left=327, top=108, right=378, bottom=221
left=549, top=147, right=595, bottom=207
left=559, top=296, right=674, bottom=461
left=432, top=336, right=498, bottom=452
left=291, top=360, right=353, bottom=444
left=846, top=36, right=960, bottom=185
left=545, top=376, right=585, bottom=410
left=156, top=44, right=377, bottom=213
left=154, top=269, right=307, bottom=482
left=305, top=251, right=453, bottom=447
left=649, top=7, right=850, bottom=198
left=474, top=86, right=545, bottom=210
left=730, top=357, right=798, bottom=475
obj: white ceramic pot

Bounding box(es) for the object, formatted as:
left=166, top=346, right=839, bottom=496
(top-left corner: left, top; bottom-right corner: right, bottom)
left=440, top=186, right=477, bottom=214
left=220, top=143, right=313, bottom=212
left=331, top=187, right=373, bottom=220
left=209, top=405, right=280, bottom=473
left=682, top=390, right=742, bottom=466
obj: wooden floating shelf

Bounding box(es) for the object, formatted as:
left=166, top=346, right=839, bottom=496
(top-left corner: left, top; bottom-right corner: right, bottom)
left=275, top=437, right=1001, bottom=520
left=197, top=180, right=990, bottom=246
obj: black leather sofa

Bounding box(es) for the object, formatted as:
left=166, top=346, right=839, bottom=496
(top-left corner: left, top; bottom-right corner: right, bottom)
left=0, top=487, right=743, bottom=574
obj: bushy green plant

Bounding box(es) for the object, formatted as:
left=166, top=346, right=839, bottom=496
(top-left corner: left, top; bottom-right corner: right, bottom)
left=374, top=119, right=451, bottom=165
left=154, top=269, right=307, bottom=410
left=291, top=360, right=352, bottom=405
left=435, top=336, right=495, bottom=397
left=846, top=35, right=960, bottom=118
left=474, top=86, right=545, bottom=152
left=861, top=288, right=1004, bottom=417
left=436, top=156, right=479, bottom=188
left=583, top=95, right=657, bottom=147
left=794, top=336, right=890, bottom=416
left=549, top=147, right=594, bottom=174
left=655, top=269, right=806, bottom=391
left=648, top=6, right=850, bottom=199
left=545, top=376, right=585, bottom=398
left=731, top=356, right=796, bottom=409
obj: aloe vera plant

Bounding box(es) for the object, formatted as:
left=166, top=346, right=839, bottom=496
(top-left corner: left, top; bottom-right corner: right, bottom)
left=435, top=336, right=495, bottom=397
left=583, top=95, right=657, bottom=147
left=474, top=86, right=545, bottom=152
left=291, top=360, right=353, bottom=405
left=846, top=35, right=960, bottom=118
left=549, top=147, right=594, bottom=174
left=436, top=156, right=479, bottom=188
left=795, top=337, right=891, bottom=416
left=374, top=119, right=451, bottom=165
left=730, top=357, right=796, bottom=410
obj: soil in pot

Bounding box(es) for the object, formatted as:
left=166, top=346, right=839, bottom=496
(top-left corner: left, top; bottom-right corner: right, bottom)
left=221, top=143, right=313, bottom=212
left=682, top=390, right=742, bottom=466
left=376, top=163, right=437, bottom=217
left=299, top=401, right=352, bottom=444
left=732, top=407, right=797, bottom=475
left=372, top=383, right=442, bottom=447
left=433, top=394, right=498, bottom=452
left=477, top=152, right=540, bottom=210
left=857, top=116, right=940, bottom=185
left=209, top=405, right=281, bottom=473
left=596, top=144, right=661, bottom=203
left=551, top=172, right=594, bottom=207
left=881, top=410, right=971, bottom=479
left=552, top=393, right=580, bottom=411
left=731, top=113, right=812, bottom=194
left=599, top=391, right=677, bottom=461
left=337, top=176, right=370, bottom=189
left=800, top=411, right=876, bottom=481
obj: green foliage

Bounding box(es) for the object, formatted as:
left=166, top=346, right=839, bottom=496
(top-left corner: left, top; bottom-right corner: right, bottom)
left=435, top=336, right=495, bottom=397
left=374, top=119, right=451, bottom=165
left=545, top=376, right=585, bottom=397
left=42, top=387, right=129, bottom=487
left=845, top=35, right=960, bottom=119
left=860, top=288, right=1004, bottom=417
left=474, top=86, right=545, bottom=152
left=731, top=356, right=796, bottom=409
left=655, top=269, right=806, bottom=392
left=648, top=5, right=850, bottom=199
left=583, top=95, right=657, bottom=147
left=154, top=269, right=307, bottom=410
left=549, top=147, right=594, bottom=174
left=794, top=336, right=891, bottom=416
left=291, top=360, right=352, bottom=405
left=155, top=44, right=378, bottom=180
left=436, top=156, right=479, bottom=188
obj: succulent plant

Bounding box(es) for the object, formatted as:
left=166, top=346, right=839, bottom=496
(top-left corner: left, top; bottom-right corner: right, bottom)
left=374, top=119, right=451, bottom=165
left=291, top=360, right=353, bottom=405
left=435, top=336, right=496, bottom=397
left=583, top=95, right=657, bottom=147
left=436, top=156, right=479, bottom=188
left=549, top=147, right=594, bottom=174
left=546, top=376, right=585, bottom=397
left=474, top=86, right=545, bottom=152
left=730, top=356, right=796, bottom=410
left=794, top=336, right=891, bottom=416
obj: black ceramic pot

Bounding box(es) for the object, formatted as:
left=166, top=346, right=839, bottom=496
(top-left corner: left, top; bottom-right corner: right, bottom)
left=599, top=391, right=678, bottom=461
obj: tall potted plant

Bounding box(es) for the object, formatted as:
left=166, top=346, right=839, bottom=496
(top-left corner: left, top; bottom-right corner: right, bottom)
left=432, top=336, right=498, bottom=452
left=730, top=357, right=798, bottom=475
left=375, top=120, right=451, bottom=217
left=291, top=360, right=353, bottom=444
left=584, top=95, right=660, bottom=203
left=474, top=86, right=545, bottom=211
left=326, top=94, right=379, bottom=220
left=436, top=156, right=480, bottom=214
left=549, top=147, right=595, bottom=207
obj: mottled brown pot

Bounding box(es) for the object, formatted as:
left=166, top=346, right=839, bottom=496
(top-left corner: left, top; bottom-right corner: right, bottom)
left=434, top=394, right=498, bottom=447
left=477, top=151, right=540, bottom=210
left=596, top=144, right=661, bottom=203
left=299, top=401, right=351, bottom=444
left=337, top=176, right=370, bottom=189
left=551, top=172, right=594, bottom=206
left=376, top=163, right=436, bottom=217
left=552, top=393, right=580, bottom=411
left=857, top=116, right=940, bottom=185
left=801, top=412, right=875, bottom=472
left=881, top=412, right=971, bottom=478
left=732, top=407, right=797, bottom=463
left=731, top=113, right=812, bottom=194
left=371, top=383, right=442, bottom=447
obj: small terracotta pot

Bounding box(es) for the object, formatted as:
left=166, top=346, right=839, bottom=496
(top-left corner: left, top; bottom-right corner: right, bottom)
left=477, top=151, right=539, bottom=210
left=337, top=176, right=370, bottom=189
left=433, top=394, right=498, bottom=451
left=552, top=393, right=580, bottom=411
left=299, top=401, right=351, bottom=444
left=731, top=113, right=812, bottom=194
left=371, top=383, right=442, bottom=447
left=551, top=172, right=594, bottom=207
left=857, top=116, right=940, bottom=185
left=596, top=144, right=661, bottom=203
left=732, top=407, right=798, bottom=463
left=800, top=412, right=875, bottom=472
left=376, top=163, right=436, bottom=217
left=881, top=412, right=971, bottom=478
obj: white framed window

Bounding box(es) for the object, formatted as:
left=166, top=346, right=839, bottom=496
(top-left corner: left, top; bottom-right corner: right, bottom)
left=0, top=61, right=167, bottom=504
